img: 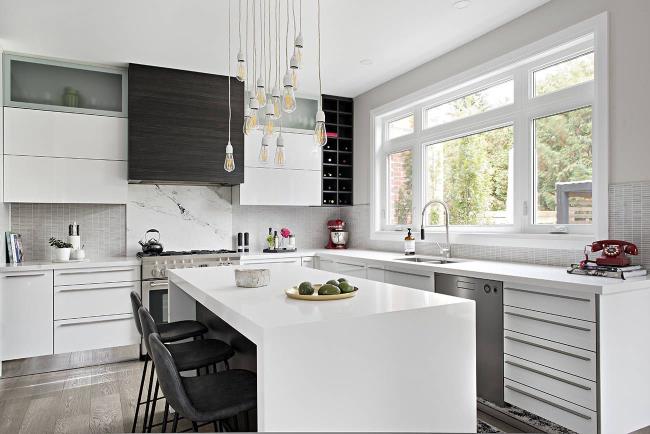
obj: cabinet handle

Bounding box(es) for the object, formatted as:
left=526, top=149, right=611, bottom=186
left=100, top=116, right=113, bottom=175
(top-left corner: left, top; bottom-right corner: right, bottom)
left=57, top=284, right=135, bottom=292
left=505, top=360, right=592, bottom=390
left=3, top=272, right=47, bottom=278
left=505, top=384, right=592, bottom=420
left=58, top=315, right=131, bottom=326
left=504, top=287, right=591, bottom=302
left=58, top=268, right=135, bottom=275
left=505, top=335, right=591, bottom=361
left=504, top=311, right=592, bottom=332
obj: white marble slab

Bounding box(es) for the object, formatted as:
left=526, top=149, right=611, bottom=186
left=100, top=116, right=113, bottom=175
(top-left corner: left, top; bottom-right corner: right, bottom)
left=127, top=184, right=233, bottom=255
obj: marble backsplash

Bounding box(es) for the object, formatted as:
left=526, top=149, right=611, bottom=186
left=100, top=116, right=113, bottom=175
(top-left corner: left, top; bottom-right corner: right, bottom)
left=126, top=185, right=233, bottom=256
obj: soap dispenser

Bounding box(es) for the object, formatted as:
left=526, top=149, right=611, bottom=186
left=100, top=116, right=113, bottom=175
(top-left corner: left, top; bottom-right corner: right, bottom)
left=404, top=228, right=415, bottom=256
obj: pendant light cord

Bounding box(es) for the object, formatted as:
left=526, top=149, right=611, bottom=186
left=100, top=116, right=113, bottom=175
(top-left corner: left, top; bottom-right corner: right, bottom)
left=228, top=0, right=232, bottom=144
left=252, top=0, right=256, bottom=92
left=317, top=0, right=322, bottom=106
left=285, top=0, right=289, bottom=70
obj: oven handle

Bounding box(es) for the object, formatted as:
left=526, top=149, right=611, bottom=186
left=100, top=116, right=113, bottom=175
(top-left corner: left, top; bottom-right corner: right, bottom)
left=147, top=281, right=169, bottom=288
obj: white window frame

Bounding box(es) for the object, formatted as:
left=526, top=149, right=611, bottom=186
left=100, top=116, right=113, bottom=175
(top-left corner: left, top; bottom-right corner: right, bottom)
left=370, top=13, right=608, bottom=250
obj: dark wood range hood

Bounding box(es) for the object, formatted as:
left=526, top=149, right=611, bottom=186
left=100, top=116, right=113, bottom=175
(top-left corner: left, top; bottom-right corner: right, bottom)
left=128, top=63, right=244, bottom=185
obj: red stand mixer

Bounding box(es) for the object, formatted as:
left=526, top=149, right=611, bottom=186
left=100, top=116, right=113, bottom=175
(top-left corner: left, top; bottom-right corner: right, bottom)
left=326, top=219, right=348, bottom=249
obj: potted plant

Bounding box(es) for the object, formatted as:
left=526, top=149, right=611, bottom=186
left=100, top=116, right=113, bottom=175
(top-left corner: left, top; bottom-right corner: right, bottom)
left=49, top=237, right=73, bottom=261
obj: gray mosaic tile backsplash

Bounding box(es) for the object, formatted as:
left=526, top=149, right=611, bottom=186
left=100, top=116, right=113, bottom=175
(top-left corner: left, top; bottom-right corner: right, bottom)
left=10, top=203, right=126, bottom=261
left=8, top=181, right=650, bottom=269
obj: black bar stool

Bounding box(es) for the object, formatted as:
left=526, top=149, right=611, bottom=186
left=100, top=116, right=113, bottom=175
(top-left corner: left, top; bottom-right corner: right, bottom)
left=130, top=291, right=209, bottom=432
left=148, top=332, right=257, bottom=433
left=139, top=307, right=235, bottom=432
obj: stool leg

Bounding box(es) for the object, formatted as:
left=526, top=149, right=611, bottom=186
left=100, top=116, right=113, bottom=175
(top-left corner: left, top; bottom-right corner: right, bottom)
left=224, top=360, right=230, bottom=370
left=161, top=402, right=170, bottom=433
left=146, top=380, right=159, bottom=432
left=171, top=413, right=179, bottom=433
left=142, top=360, right=156, bottom=432
left=131, top=356, right=149, bottom=432
left=192, top=421, right=199, bottom=432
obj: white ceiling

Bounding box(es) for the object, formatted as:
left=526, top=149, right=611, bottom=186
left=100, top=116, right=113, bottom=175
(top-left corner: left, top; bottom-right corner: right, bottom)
left=0, top=0, right=550, bottom=97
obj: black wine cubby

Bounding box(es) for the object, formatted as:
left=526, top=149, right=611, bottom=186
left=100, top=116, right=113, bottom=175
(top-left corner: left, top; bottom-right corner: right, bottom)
left=321, top=94, right=353, bottom=206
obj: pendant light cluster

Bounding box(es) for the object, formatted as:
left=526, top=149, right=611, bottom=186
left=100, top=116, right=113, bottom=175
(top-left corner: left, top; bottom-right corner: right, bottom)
left=235, top=0, right=326, bottom=167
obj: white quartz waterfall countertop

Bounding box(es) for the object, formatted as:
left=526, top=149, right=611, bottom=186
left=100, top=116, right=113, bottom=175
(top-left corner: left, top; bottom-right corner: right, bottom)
left=167, top=263, right=471, bottom=344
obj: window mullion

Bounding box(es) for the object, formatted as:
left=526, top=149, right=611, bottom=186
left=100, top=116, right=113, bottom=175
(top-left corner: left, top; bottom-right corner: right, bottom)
left=514, top=66, right=531, bottom=234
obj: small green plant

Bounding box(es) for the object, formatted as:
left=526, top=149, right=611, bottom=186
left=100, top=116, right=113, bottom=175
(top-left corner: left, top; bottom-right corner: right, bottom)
left=49, top=237, right=72, bottom=249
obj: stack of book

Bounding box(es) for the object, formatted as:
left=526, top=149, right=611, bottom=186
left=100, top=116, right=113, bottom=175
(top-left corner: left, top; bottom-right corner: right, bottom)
left=567, top=263, right=647, bottom=279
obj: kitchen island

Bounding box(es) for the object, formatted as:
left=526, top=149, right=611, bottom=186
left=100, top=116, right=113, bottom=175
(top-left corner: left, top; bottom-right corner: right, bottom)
left=167, top=263, right=476, bottom=432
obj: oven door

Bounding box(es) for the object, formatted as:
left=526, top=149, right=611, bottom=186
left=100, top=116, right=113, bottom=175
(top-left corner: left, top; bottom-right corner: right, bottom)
left=142, top=280, right=169, bottom=325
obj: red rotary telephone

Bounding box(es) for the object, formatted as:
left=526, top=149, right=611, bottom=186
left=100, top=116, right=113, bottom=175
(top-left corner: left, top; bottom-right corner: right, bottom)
left=590, top=240, right=639, bottom=267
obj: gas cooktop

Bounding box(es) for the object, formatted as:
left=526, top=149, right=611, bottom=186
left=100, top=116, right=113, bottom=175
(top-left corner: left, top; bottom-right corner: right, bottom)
left=137, top=249, right=237, bottom=258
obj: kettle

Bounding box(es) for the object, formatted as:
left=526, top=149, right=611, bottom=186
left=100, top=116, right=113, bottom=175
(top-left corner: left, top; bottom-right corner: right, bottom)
left=138, top=229, right=164, bottom=255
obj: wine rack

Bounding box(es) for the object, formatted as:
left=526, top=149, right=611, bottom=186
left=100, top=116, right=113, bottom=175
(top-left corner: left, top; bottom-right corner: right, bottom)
left=321, top=95, right=353, bottom=206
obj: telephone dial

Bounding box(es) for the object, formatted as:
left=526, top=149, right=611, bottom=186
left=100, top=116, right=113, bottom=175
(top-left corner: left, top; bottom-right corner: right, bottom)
left=589, top=240, right=639, bottom=267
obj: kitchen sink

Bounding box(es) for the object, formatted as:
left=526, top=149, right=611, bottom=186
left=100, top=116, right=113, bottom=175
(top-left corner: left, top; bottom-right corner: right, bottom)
left=394, top=257, right=457, bottom=264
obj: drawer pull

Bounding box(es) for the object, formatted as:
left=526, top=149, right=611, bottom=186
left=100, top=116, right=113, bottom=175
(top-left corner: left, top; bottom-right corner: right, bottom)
left=505, top=311, right=591, bottom=332
left=505, top=336, right=591, bottom=361
left=505, top=384, right=592, bottom=420
left=58, top=268, right=135, bottom=275
left=3, top=272, right=47, bottom=278
left=505, top=287, right=591, bottom=302
left=505, top=360, right=592, bottom=390
left=57, top=284, right=135, bottom=292
left=58, top=315, right=131, bottom=326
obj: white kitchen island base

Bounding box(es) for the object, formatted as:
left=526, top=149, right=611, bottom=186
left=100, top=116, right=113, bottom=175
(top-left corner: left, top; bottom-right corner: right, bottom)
left=168, top=264, right=476, bottom=432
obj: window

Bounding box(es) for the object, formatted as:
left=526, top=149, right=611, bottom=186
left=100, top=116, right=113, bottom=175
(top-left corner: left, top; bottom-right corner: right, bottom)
left=534, top=52, right=594, bottom=97
left=534, top=107, right=593, bottom=225
left=388, top=150, right=413, bottom=225
left=424, top=80, right=514, bottom=129
left=425, top=126, right=514, bottom=226
left=387, top=114, right=414, bottom=140
left=372, top=15, right=607, bottom=245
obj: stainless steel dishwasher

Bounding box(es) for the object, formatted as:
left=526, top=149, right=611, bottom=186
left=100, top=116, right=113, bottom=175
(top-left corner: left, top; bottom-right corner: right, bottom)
left=434, top=273, right=504, bottom=406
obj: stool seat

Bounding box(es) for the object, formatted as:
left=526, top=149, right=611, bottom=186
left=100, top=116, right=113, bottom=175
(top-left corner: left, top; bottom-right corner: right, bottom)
left=168, top=339, right=235, bottom=372
left=158, top=320, right=208, bottom=343
left=182, top=369, right=257, bottom=422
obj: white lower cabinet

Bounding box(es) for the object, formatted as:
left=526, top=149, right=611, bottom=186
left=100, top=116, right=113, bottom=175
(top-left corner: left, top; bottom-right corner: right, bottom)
left=334, top=262, right=367, bottom=279
left=366, top=267, right=385, bottom=282
left=54, top=313, right=138, bottom=354
left=384, top=269, right=433, bottom=291
left=301, top=257, right=315, bottom=268
left=1, top=271, right=54, bottom=360
left=54, top=281, right=138, bottom=320
left=316, top=258, right=337, bottom=272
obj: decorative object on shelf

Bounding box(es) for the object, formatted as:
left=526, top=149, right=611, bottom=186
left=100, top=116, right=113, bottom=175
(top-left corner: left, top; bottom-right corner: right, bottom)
left=49, top=237, right=73, bottom=262
left=62, top=86, right=79, bottom=107
left=5, top=232, right=24, bottom=264
left=266, top=227, right=275, bottom=250
left=235, top=268, right=271, bottom=288
left=224, top=0, right=236, bottom=173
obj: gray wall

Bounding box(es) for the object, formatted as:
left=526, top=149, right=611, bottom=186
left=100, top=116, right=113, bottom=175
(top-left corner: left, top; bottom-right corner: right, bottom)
left=353, top=0, right=650, bottom=204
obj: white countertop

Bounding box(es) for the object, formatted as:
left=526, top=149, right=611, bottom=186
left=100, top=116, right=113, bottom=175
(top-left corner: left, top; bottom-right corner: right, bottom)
left=167, top=263, right=471, bottom=343
left=0, top=257, right=140, bottom=273
left=313, top=249, right=650, bottom=295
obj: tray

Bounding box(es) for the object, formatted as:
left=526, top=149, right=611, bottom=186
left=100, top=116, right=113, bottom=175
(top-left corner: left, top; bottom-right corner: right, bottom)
left=263, top=248, right=297, bottom=253
left=285, top=284, right=358, bottom=301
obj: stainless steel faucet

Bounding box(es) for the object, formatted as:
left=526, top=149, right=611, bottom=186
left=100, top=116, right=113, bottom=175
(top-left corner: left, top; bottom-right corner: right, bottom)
left=420, top=200, right=451, bottom=259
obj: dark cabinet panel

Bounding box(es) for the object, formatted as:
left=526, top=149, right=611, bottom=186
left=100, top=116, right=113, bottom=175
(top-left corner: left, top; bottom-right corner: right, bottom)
left=128, top=64, right=244, bottom=184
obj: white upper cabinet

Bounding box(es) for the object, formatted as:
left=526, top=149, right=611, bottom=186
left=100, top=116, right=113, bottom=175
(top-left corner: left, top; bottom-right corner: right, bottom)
left=4, top=107, right=127, bottom=160
left=2, top=53, right=128, bottom=203
left=237, top=131, right=322, bottom=206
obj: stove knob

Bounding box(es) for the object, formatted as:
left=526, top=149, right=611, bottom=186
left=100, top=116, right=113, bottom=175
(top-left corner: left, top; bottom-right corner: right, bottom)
left=483, top=284, right=491, bottom=294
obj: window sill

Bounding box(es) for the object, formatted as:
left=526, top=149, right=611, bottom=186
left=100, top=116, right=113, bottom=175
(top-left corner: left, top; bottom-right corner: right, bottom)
left=371, top=230, right=592, bottom=250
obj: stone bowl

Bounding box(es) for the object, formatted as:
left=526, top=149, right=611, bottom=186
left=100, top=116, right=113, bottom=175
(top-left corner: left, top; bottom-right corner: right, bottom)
left=235, top=268, right=271, bottom=288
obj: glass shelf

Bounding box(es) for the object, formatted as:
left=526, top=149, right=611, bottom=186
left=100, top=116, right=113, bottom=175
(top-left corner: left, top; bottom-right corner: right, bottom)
left=3, top=54, right=127, bottom=117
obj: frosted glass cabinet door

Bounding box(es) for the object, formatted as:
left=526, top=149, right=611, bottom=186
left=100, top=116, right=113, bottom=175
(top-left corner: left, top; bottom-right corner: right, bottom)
left=3, top=54, right=127, bottom=117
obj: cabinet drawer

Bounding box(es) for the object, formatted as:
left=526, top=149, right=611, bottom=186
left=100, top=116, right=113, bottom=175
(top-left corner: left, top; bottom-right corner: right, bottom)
left=505, top=379, right=597, bottom=434
left=505, top=355, right=597, bottom=411
left=54, top=281, right=138, bottom=320
left=504, top=330, right=596, bottom=381
left=55, top=266, right=140, bottom=286
left=301, top=257, right=315, bottom=268
left=366, top=267, right=385, bottom=282
left=385, top=269, right=433, bottom=291
left=504, top=284, right=595, bottom=322
left=336, top=262, right=367, bottom=279
left=54, top=313, right=139, bottom=354
left=504, top=306, right=596, bottom=351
